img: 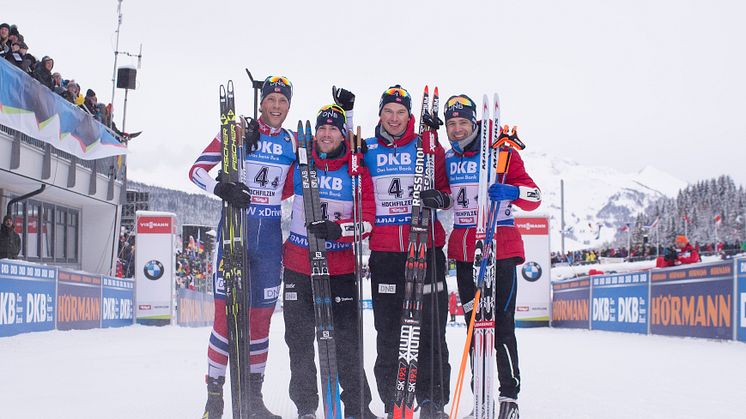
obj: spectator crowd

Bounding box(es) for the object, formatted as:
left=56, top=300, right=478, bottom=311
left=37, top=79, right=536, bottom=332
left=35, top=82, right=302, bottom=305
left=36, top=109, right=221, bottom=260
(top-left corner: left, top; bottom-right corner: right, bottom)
left=1, top=21, right=137, bottom=140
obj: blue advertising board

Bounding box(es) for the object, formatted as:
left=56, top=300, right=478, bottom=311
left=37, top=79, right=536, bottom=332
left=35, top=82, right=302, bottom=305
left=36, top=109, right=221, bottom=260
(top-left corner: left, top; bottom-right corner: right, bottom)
left=0, top=261, right=56, bottom=337
left=736, top=258, right=746, bottom=343
left=591, top=272, right=649, bottom=334
left=176, top=288, right=214, bottom=327
left=649, top=261, right=733, bottom=340
left=101, top=276, right=135, bottom=328
left=551, top=277, right=590, bottom=329
left=56, top=269, right=102, bottom=330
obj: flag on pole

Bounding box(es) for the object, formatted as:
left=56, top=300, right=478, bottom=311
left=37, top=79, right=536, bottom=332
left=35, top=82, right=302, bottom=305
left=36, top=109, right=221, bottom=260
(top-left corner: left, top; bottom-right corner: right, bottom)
left=644, top=217, right=659, bottom=230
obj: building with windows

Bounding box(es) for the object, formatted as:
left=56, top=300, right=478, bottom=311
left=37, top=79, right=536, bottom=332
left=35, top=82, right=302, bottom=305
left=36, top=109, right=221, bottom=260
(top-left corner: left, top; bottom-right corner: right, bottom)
left=0, top=59, right=127, bottom=275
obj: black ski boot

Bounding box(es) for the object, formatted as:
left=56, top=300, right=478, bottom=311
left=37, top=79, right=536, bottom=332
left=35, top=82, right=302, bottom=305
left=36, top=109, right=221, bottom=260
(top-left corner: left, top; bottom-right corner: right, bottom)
left=418, top=400, right=449, bottom=419
left=497, top=400, right=519, bottom=419
left=202, top=375, right=225, bottom=419
left=249, top=373, right=281, bottom=419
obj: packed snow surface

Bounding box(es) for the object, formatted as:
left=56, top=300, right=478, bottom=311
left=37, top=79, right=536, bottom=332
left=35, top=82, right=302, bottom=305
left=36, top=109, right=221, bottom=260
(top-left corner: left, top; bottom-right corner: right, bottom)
left=2, top=312, right=744, bottom=418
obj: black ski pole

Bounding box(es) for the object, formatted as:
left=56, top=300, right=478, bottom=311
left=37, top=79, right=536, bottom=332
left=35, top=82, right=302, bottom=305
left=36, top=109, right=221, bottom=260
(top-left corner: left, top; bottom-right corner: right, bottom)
left=245, top=68, right=263, bottom=120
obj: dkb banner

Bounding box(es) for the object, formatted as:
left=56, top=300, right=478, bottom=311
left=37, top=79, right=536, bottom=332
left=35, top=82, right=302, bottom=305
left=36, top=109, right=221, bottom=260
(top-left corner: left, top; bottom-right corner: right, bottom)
left=57, top=269, right=102, bottom=330
left=515, top=216, right=551, bottom=327
left=176, top=288, right=215, bottom=327
left=551, top=277, right=590, bottom=329
left=102, top=276, right=135, bottom=328
left=737, top=258, right=746, bottom=342
left=650, top=261, right=733, bottom=340
left=0, top=261, right=56, bottom=337
left=591, top=272, right=648, bottom=334
left=135, top=211, right=176, bottom=325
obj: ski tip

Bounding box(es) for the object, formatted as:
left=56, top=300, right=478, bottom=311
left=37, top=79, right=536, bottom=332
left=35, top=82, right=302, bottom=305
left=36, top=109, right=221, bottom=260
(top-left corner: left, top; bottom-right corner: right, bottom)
left=424, top=85, right=429, bottom=94
left=219, top=84, right=226, bottom=95
left=297, top=120, right=304, bottom=138
left=305, top=119, right=313, bottom=136
left=227, top=80, right=234, bottom=90
left=434, top=86, right=439, bottom=96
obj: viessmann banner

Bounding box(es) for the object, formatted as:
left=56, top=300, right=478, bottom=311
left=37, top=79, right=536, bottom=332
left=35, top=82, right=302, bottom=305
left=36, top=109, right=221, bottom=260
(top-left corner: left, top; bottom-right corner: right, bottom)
left=135, top=211, right=176, bottom=325
left=515, top=216, right=551, bottom=327
left=591, top=272, right=648, bottom=334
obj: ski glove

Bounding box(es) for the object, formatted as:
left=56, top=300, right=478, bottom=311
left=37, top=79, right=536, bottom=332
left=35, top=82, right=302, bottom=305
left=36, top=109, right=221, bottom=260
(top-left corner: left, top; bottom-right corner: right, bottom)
left=421, top=189, right=452, bottom=209
left=332, top=86, right=356, bottom=111
left=488, top=183, right=519, bottom=202
left=214, top=181, right=252, bottom=208
left=307, top=219, right=342, bottom=241
left=422, top=110, right=444, bottom=131
left=241, top=116, right=260, bottom=153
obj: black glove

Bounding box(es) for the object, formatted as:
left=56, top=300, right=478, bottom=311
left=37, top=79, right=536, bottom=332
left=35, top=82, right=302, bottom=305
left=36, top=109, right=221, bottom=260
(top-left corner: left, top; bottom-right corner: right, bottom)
left=420, top=189, right=451, bottom=209
left=241, top=116, right=260, bottom=153
left=214, top=181, right=252, bottom=208
left=422, top=110, right=443, bottom=130
left=307, top=219, right=342, bottom=241
left=332, top=86, right=356, bottom=111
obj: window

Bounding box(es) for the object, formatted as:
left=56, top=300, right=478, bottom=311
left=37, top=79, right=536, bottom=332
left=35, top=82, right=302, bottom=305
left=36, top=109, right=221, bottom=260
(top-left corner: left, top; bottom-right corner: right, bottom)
left=41, top=204, right=53, bottom=260
left=66, top=211, right=78, bottom=262
left=26, top=203, right=40, bottom=259
left=9, top=199, right=80, bottom=264
left=55, top=210, right=65, bottom=259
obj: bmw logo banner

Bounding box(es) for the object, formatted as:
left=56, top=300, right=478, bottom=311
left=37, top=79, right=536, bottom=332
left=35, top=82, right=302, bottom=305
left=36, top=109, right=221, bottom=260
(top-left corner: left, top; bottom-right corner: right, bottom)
left=514, top=216, right=551, bottom=327
left=134, top=211, right=177, bottom=325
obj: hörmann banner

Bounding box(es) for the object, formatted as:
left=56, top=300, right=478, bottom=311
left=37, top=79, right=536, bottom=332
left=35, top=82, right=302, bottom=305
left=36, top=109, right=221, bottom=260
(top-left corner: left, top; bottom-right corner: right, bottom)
left=551, top=277, right=590, bottom=329
left=590, top=271, right=649, bottom=334
left=649, top=261, right=733, bottom=340
left=0, top=261, right=56, bottom=337
left=57, top=269, right=102, bottom=330
left=515, top=216, right=551, bottom=327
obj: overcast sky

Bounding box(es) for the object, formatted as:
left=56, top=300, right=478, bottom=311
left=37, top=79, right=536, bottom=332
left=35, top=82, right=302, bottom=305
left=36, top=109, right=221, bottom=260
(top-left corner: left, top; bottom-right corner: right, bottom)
left=9, top=0, right=746, bottom=193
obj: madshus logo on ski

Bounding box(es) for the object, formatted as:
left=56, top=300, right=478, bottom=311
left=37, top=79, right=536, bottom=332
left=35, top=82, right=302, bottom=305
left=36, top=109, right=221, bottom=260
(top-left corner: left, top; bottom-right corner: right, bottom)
left=521, top=261, right=542, bottom=282
left=143, top=260, right=164, bottom=280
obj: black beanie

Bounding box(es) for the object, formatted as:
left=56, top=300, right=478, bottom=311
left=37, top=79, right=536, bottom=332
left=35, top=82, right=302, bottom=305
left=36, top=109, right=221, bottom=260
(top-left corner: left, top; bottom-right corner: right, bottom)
left=260, top=75, right=293, bottom=104
left=378, top=85, right=411, bottom=115
left=86, top=89, right=96, bottom=98
left=444, top=94, right=478, bottom=130
left=315, top=104, right=347, bottom=137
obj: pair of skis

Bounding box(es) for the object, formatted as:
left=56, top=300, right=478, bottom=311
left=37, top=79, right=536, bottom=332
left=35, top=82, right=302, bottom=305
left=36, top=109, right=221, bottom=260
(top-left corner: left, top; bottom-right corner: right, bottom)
left=450, top=94, right=525, bottom=419
left=218, top=81, right=252, bottom=418
left=297, top=120, right=344, bottom=419
left=392, top=85, right=440, bottom=419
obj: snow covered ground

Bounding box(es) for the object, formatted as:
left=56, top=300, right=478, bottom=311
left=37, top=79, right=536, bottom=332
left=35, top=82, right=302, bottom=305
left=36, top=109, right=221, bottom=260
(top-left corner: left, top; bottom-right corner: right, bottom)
left=2, top=312, right=745, bottom=419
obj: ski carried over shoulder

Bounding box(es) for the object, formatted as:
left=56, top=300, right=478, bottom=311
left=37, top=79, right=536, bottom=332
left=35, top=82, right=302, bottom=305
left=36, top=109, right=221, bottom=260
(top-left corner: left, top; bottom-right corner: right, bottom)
left=219, top=81, right=252, bottom=419
left=392, top=85, right=438, bottom=419
left=297, top=120, right=343, bottom=419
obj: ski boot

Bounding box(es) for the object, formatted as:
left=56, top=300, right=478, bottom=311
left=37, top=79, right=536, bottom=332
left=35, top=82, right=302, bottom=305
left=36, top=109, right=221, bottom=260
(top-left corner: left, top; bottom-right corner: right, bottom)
left=418, top=400, right=449, bottom=419
left=202, top=375, right=225, bottom=419
left=249, top=373, right=281, bottom=418
left=497, top=400, right=519, bottom=419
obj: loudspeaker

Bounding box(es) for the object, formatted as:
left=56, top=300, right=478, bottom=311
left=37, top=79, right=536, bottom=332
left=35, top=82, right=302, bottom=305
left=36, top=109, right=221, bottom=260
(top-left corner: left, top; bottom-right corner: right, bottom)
left=117, top=67, right=137, bottom=90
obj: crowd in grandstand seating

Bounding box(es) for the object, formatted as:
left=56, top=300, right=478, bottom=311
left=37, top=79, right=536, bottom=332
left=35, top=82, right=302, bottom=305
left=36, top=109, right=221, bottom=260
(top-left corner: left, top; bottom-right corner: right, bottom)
left=552, top=239, right=746, bottom=266
left=1, top=21, right=138, bottom=140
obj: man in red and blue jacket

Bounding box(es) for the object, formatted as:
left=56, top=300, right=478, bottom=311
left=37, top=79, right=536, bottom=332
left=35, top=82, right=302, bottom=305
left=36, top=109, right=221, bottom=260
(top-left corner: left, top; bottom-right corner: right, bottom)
left=444, top=94, right=541, bottom=419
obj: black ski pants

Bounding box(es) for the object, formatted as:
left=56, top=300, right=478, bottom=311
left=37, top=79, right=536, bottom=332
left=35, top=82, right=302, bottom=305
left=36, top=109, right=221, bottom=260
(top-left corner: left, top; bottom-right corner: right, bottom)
left=282, top=268, right=373, bottom=417
left=369, top=248, right=451, bottom=412
left=455, top=259, right=521, bottom=400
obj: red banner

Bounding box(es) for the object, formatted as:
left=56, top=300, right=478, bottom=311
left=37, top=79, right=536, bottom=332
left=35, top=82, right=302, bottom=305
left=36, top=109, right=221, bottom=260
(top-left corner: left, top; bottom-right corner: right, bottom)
left=137, top=216, right=174, bottom=234
left=515, top=217, right=549, bottom=235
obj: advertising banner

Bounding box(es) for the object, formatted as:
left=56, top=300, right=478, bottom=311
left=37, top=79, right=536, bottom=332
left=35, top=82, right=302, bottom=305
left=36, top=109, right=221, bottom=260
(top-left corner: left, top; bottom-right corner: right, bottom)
left=102, top=276, right=135, bottom=328
left=737, top=258, right=746, bottom=342
left=551, top=277, right=590, bottom=329
left=590, top=272, right=649, bottom=334
left=135, top=211, right=176, bottom=325
left=0, top=261, right=56, bottom=337
left=176, top=288, right=214, bottom=327
left=515, top=216, right=551, bottom=327
left=0, top=58, right=125, bottom=160
left=650, top=261, right=733, bottom=340
left=57, top=269, right=102, bottom=330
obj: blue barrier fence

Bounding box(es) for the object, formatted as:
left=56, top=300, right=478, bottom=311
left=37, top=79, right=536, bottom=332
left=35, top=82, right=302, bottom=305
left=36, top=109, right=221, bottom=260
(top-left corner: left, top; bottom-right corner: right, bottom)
left=0, top=260, right=135, bottom=337
left=552, top=258, right=746, bottom=341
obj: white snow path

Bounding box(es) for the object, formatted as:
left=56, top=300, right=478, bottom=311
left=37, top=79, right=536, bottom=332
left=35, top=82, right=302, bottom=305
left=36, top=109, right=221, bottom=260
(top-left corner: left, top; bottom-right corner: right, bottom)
left=1, top=311, right=745, bottom=419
